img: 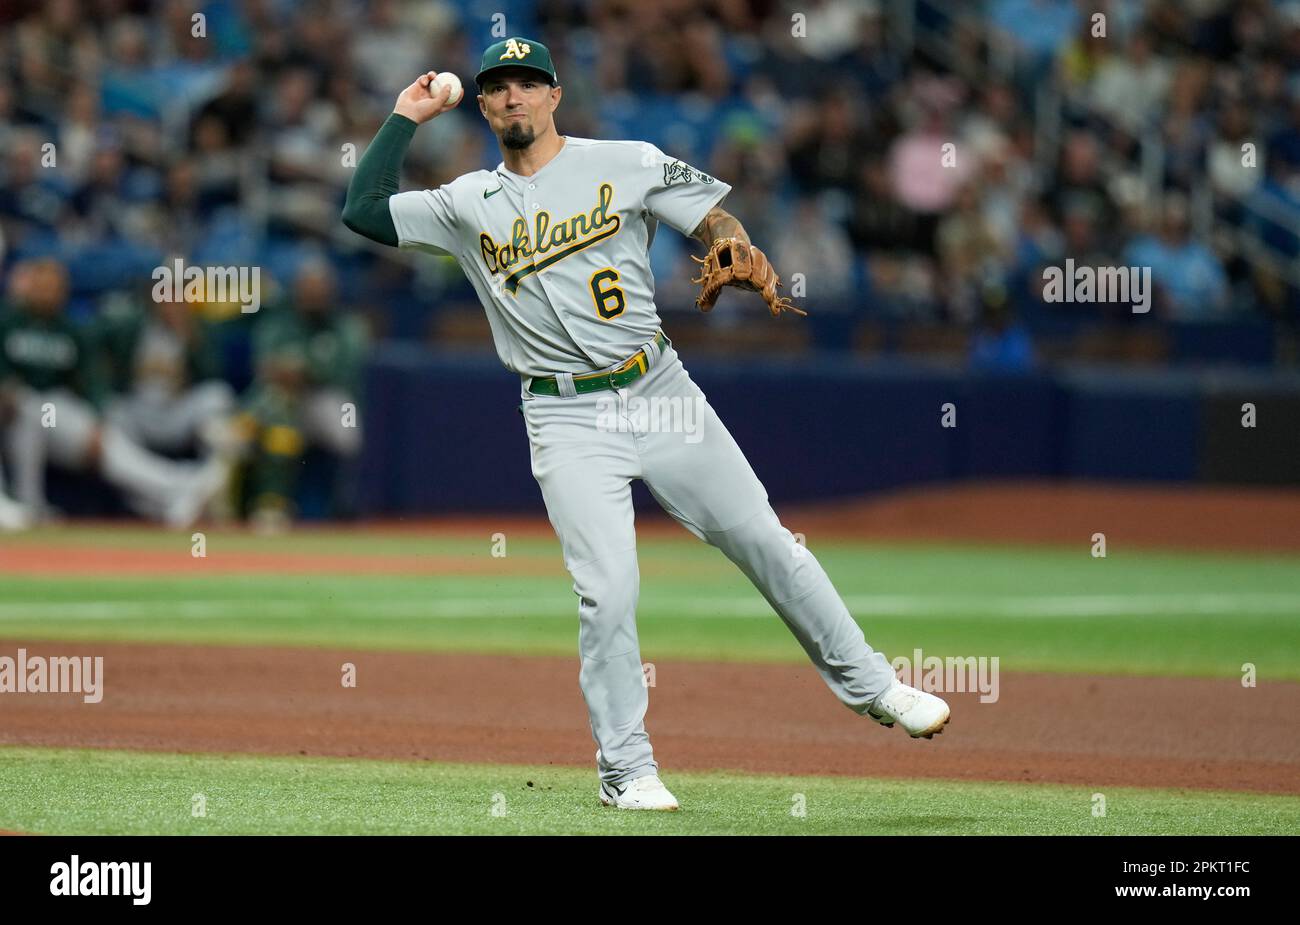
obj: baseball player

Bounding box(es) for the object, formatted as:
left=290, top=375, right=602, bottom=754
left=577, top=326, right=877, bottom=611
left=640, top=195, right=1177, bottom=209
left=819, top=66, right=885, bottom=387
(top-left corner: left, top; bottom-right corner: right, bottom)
left=0, top=433, right=29, bottom=530
left=0, top=258, right=227, bottom=527
left=241, top=258, right=367, bottom=529
left=0, top=264, right=34, bottom=531
left=344, top=38, right=950, bottom=811
left=99, top=292, right=238, bottom=463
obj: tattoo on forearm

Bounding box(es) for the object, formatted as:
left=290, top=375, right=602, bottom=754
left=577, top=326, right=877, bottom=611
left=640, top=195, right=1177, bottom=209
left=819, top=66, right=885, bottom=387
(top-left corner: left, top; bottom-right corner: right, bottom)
left=692, top=207, right=751, bottom=246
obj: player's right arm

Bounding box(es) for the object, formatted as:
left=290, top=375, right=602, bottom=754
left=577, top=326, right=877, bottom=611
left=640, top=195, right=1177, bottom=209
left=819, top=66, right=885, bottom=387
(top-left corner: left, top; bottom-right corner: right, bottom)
left=341, top=73, right=458, bottom=247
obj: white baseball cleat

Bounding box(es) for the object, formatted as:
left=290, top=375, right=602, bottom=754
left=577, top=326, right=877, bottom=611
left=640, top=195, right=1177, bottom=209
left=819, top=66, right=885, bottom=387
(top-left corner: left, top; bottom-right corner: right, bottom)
left=599, top=775, right=680, bottom=811
left=867, top=679, right=951, bottom=739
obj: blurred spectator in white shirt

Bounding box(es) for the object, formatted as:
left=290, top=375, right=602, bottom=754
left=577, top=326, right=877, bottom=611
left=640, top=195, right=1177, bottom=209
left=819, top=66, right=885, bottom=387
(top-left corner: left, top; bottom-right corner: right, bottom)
left=775, top=197, right=856, bottom=308
left=1090, top=30, right=1172, bottom=134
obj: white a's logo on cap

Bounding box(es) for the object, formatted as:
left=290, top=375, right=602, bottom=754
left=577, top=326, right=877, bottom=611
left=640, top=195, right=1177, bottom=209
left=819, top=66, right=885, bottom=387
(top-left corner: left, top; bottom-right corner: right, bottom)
left=500, top=39, right=532, bottom=60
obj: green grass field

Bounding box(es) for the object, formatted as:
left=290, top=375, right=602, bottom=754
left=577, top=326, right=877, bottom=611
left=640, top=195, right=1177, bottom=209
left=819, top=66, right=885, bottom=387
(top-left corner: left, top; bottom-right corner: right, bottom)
left=2, top=747, right=1297, bottom=836
left=1, top=525, right=1297, bottom=835
left=2, top=526, right=1298, bottom=678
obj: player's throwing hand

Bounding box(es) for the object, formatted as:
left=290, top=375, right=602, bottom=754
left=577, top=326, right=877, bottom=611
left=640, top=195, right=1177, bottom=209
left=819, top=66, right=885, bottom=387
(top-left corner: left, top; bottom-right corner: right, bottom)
left=393, top=71, right=461, bottom=124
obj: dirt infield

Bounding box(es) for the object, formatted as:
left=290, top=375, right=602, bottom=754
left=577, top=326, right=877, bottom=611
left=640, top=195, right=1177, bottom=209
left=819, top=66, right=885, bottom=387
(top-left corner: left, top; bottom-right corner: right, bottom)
left=781, top=482, right=1300, bottom=551
left=3, top=482, right=1294, bottom=579
left=318, top=482, right=1300, bottom=552
left=0, top=545, right=563, bottom=577
left=351, top=482, right=1300, bottom=551
left=2, top=640, right=1296, bottom=795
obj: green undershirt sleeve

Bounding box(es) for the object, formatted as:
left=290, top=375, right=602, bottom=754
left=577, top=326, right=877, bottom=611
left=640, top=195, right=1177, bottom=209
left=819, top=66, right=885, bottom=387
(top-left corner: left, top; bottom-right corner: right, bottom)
left=341, top=113, right=418, bottom=247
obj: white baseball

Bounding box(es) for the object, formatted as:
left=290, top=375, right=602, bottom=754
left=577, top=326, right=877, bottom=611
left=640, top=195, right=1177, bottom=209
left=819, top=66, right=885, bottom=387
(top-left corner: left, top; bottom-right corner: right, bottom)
left=432, top=72, right=463, bottom=107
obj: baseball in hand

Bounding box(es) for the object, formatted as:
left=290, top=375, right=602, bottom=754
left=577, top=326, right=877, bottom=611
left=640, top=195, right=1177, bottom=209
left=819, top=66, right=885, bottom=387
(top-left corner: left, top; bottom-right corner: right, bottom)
left=432, top=72, right=463, bottom=107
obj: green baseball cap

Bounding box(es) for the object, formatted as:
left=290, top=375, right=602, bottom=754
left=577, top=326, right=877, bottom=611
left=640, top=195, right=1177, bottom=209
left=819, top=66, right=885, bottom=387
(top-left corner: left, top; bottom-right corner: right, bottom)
left=475, top=37, right=558, bottom=89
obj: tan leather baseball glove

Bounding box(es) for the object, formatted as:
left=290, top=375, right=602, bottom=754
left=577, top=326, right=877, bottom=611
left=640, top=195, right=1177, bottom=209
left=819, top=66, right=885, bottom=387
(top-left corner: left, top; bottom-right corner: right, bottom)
left=690, top=237, right=806, bottom=317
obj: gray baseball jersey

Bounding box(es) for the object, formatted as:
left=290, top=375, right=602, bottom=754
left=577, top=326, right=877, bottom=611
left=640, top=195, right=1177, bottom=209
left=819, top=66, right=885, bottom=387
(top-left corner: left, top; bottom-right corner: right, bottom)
left=388, top=137, right=730, bottom=378
left=386, top=131, right=898, bottom=791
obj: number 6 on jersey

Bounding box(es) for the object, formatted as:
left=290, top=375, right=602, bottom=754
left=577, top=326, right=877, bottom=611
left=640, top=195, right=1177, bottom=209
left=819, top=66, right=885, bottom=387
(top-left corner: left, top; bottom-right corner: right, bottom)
left=590, top=267, right=625, bottom=319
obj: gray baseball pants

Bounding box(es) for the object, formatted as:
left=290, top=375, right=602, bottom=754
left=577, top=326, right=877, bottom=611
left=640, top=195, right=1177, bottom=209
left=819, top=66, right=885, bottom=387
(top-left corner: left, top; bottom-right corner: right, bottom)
left=520, top=340, right=897, bottom=786
left=3, top=387, right=201, bottom=521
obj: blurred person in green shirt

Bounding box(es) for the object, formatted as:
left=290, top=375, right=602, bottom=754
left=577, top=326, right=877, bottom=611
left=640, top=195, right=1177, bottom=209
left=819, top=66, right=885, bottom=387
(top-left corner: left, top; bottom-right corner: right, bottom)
left=240, top=258, right=366, bottom=530
left=97, top=288, right=240, bottom=462
left=0, top=258, right=226, bottom=526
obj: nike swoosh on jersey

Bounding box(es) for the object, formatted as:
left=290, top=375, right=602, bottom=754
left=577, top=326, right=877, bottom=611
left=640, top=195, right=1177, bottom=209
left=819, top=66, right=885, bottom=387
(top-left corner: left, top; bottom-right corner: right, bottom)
left=483, top=185, right=504, bottom=199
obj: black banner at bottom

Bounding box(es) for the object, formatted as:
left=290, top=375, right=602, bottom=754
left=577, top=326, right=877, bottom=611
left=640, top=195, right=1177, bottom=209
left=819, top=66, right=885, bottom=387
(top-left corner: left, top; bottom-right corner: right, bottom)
left=0, top=834, right=1289, bottom=910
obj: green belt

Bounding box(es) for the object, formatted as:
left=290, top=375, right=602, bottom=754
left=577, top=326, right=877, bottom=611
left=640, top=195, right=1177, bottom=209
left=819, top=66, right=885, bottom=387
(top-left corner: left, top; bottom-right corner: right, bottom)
left=529, top=331, right=668, bottom=396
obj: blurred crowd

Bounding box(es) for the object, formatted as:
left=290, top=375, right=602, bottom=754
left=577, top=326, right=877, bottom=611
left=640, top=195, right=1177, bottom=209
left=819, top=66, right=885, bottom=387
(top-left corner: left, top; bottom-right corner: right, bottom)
left=0, top=254, right=365, bottom=530
left=2, top=0, right=1299, bottom=524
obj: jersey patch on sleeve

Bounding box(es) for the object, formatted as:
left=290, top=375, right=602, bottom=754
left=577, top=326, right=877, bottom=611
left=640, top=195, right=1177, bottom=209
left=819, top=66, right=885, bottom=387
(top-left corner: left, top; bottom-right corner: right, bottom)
left=662, top=161, right=715, bottom=186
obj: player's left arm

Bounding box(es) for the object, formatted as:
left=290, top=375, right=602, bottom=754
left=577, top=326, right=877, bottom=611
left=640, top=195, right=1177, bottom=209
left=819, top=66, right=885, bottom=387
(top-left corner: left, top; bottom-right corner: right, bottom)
left=688, top=204, right=803, bottom=316
left=690, top=206, right=751, bottom=248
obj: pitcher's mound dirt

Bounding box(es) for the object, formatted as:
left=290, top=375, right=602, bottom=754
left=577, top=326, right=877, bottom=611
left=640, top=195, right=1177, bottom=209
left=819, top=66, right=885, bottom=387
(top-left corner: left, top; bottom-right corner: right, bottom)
left=1, top=640, right=1295, bottom=795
